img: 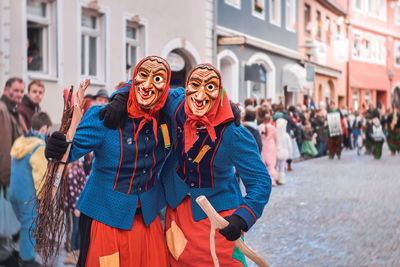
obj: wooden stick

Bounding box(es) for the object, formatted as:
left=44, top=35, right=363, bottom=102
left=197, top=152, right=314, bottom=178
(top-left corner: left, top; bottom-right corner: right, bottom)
left=51, top=78, right=90, bottom=199
left=196, top=195, right=269, bottom=267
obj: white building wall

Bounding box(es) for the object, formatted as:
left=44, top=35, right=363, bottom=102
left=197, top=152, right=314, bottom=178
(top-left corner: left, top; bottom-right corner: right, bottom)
left=4, top=0, right=212, bottom=123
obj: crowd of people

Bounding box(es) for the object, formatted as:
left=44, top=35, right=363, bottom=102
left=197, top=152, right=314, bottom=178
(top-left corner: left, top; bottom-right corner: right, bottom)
left=0, top=77, right=110, bottom=267
left=1, top=65, right=399, bottom=267
left=238, top=96, right=400, bottom=186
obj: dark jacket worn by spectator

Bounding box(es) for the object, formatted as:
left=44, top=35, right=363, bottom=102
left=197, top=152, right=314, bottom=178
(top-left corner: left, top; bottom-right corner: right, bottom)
left=17, top=95, right=41, bottom=129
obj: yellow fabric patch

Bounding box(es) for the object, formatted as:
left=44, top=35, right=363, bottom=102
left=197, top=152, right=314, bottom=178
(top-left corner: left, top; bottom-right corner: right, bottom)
left=99, top=252, right=120, bottom=267
left=29, top=146, right=47, bottom=199
left=161, top=124, right=171, bottom=148
left=193, top=145, right=211, bottom=163
left=166, top=221, right=188, bottom=261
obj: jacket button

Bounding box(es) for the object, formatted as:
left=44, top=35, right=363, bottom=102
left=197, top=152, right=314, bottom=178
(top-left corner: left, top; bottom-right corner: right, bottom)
left=143, top=170, right=146, bottom=174
left=190, top=169, right=193, bottom=173
left=144, top=153, right=149, bottom=158
left=190, top=183, right=195, bottom=187
left=138, top=187, right=142, bottom=191
left=145, top=137, right=149, bottom=141
left=146, top=129, right=150, bottom=134
left=188, top=157, right=192, bottom=161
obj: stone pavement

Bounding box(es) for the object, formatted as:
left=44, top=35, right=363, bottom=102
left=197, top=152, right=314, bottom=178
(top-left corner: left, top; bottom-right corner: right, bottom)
left=245, top=145, right=400, bottom=267
left=34, top=145, right=399, bottom=266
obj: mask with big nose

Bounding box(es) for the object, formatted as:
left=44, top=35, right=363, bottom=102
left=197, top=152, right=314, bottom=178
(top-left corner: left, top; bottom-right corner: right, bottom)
left=186, top=68, right=220, bottom=117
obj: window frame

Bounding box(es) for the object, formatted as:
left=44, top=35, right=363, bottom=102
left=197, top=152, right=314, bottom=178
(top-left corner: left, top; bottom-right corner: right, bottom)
left=252, top=0, right=266, bottom=20
left=79, top=7, right=106, bottom=84
left=269, top=0, right=281, bottom=26
left=224, top=0, right=241, bottom=9
left=395, top=5, right=400, bottom=25
left=394, top=40, right=400, bottom=68
left=26, top=0, right=58, bottom=80
left=285, top=0, right=296, bottom=32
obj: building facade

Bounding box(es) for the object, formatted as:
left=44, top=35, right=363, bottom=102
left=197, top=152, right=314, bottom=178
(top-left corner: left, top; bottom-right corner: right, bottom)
left=344, top=0, right=400, bottom=111
left=216, top=0, right=304, bottom=105
left=298, top=0, right=348, bottom=109
left=1, top=0, right=214, bottom=122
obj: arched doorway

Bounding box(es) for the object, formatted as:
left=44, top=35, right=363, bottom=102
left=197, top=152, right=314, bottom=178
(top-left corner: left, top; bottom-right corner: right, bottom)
left=246, top=53, right=276, bottom=103
left=217, top=50, right=239, bottom=102
left=162, top=38, right=200, bottom=89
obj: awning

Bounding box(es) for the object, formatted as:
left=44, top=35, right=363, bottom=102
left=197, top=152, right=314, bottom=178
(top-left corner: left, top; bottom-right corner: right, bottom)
left=282, top=64, right=309, bottom=92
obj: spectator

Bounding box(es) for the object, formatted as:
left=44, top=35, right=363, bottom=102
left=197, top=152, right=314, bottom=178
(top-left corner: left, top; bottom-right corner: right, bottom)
left=17, top=80, right=45, bottom=129
left=259, top=113, right=277, bottom=186
left=64, top=159, right=87, bottom=265
left=0, top=77, right=26, bottom=187
left=276, top=118, right=292, bottom=185
left=243, top=105, right=263, bottom=153
left=301, top=121, right=318, bottom=158
left=9, top=112, right=52, bottom=267
left=244, top=98, right=254, bottom=107
left=93, top=89, right=109, bottom=105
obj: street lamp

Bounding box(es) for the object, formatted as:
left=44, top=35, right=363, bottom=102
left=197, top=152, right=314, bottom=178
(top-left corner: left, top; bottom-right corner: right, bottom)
left=301, top=40, right=316, bottom=107
left=388, top=69, right=395, bottom=92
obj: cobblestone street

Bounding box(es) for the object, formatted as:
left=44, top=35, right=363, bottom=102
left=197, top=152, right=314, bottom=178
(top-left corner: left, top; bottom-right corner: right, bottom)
left=246, top=145, right=400, bottom=267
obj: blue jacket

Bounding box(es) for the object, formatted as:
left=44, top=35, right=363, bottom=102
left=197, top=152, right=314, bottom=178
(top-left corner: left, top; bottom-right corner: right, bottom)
left=160, top=88, right=272, bottom=230
left=9, top=131, right=47, bottom=204
left=69, top=104, right=172, bottom=230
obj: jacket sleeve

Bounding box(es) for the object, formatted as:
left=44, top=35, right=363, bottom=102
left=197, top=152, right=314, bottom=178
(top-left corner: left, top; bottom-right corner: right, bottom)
left=68, top=106, right=107, bottom=162
left=29, top=145, right=47, bottom=198
left=228, top=125, right=271, bottom=230
left=0, top=107, right=12, bottom=186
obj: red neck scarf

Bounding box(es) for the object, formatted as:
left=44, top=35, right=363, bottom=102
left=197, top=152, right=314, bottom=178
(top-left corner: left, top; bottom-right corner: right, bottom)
left=126, top=56, right=171, bottom=144
left=183, top=64, right=234, bottom=152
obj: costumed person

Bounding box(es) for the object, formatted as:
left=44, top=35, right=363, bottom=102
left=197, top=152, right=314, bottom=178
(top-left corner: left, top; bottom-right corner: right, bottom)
left=9, top=112, right=51, bottom=267
left=327, top=101, right=343, bottom=159
left=259, top=113, right=277, bottom=186
left=275, top=118, right=292, bottom=185
left=387, top=87, right=400, bottom=155
left=44, top=56, right=172, bottom=267
left=363, top=103, right=379, bottom=154
left=301, top=121, right=318, bottom=158
left=161, top=64, right=271, bottom=266
left=366, top=105, right=384, bottom=159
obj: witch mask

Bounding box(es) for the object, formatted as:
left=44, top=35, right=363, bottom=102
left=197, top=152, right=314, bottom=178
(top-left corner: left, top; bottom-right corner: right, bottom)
left=186, top=66, right=221, bottom=117
left=134, top=58, right=169, bottom=109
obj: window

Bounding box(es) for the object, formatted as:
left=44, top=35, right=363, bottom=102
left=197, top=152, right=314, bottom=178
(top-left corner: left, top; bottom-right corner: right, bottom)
left=125, top=21, right=145, bottom=79
left=285, top=0, right=296, bottom=31
left=353, top=30, right=386, bottom=64
left=269, top=0, right=281, bottom=26
left=396, top=6, right=400, bottom=25
left=353, top=32, right=362, bottom=58
left=367, top=0, right=386, bottom=19
left=352, top=89, right=360, bottom=111
left=325, top=17, right=331, bottom=44
left=304, top=4, right=311, bottom=35
left=26, top=0, right=57, bottom=77
left=376, top=36, right=386, bottom=64
left=225, top=0, right=241, bottom=9
left=81, top=9, right=105, bottom=80
left=394, top=41, right=400, bottom=68
left=252, top=0, right=265, bottom=20
left=316, top=10, right=322, bottom=40
left=336, top=24, right=343, bottom=40
left=354, top=0, right=363, bottom=10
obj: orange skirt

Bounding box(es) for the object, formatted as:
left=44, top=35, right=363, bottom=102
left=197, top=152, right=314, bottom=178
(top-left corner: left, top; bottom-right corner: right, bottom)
left=165, top=196, right=246, bottom=267
left=85, top=214, right=169, bottom=267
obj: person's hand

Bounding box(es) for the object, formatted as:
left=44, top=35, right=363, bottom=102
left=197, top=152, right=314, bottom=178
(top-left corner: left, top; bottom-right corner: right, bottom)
left=45, top=131, right=70, bottom=161
left=99, top=92, right=129, bottom=129
left=74, top=209, right=80, bottom=217
left=230, top=101, right=241, bottom=126
left=219, top=214, right=248, bottom=241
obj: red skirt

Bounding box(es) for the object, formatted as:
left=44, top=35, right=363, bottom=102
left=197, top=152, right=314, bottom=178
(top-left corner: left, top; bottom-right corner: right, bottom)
left=165, top=196, right=246, bottom=267
left=85, top=214, right=169, bottom=267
